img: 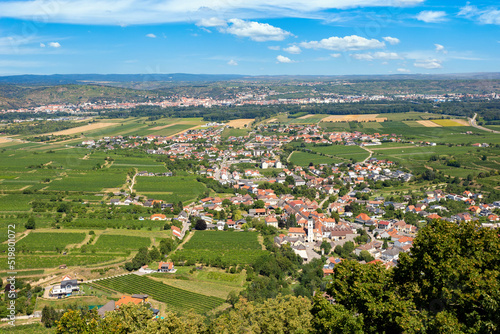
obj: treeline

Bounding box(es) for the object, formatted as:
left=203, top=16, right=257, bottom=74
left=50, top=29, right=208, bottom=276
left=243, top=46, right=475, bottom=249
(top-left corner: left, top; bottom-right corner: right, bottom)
left=96, top=100, right=500, bottom=122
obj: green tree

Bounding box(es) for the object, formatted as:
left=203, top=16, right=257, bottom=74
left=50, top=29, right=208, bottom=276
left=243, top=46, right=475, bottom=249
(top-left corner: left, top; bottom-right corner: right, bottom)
left=194, top=218, right=207, bottom=230
left=311, top=294, right=364, bottom=334
left=25, top=216, right=36, bottom=230
left=394, top=220, right=500, bottom=332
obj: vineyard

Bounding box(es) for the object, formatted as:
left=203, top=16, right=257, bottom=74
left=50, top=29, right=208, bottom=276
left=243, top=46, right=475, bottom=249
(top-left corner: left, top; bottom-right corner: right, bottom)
left=15, top=232, right=86, bottom=252
left=94, top=274, right=224, bottom=313
left=91, top=235, right=152, bottom=251
left=0, top=254, right=122, bottom=269
left=171, top=231, right=267, bottom=267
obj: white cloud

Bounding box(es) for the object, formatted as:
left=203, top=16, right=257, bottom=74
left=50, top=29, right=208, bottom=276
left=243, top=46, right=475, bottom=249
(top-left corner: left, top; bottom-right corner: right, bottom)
left=397, top=68, right=411, bottom=73
left=276, top=55, right=294, bottom=63
left=146, top=33, right=157, bottom=38
left=373, top=51, right=401, bottom=59
left=330, top=53, right=342, bottom=58
left=0, top=1, right=426, bottom=25
left=416, top=10, right=447, bottom=23
left=351, top=53, right=374, bottom=61
left=39, top=43, right=45, bottom=48
left=48, top=42, right=61, bottom=48
left=268, top=46, right=281, bottom=50
left=223, top=19, right=292, bottom=42
left=434, top=43, right=447, bottom=54
left=283, top=45, right=301, bottom=54
left=383, top=36, right=400, bottom=45
left=458, top=4, right=500, bottom=25
left=300, top=35, right=385, bottom=51
left=227, top=59, right=238, bottom=66
left=196, top=17, right=227, bottom=27
left=414, top=59, right=442, bottom=69
left=351, top=51, right=402, bottom=60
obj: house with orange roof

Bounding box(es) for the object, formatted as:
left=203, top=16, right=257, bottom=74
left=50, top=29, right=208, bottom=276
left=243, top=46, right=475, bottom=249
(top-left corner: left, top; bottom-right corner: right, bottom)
left=158, top=261, right=176, bottom=273
left=171, top=225, right=182, bottom=239
left=150, top=214, right=167, bottom=221
left=288, top=227, right=306, bottom=238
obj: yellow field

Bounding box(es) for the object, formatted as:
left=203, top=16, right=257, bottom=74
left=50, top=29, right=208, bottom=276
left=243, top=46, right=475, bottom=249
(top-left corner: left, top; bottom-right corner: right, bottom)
left=39, top=122, right=119, bottom=136
left=226, top=118, right=254, bottom=128
left=431, top=119, right=468, bottom=127
left=266, top=118, right=277, bottom=123
left=417, top=120, right=442, bottom=127
left=0, top=137, right=12, bottom=144
left=322, top=114, right=386, bottom=123
left=298, top=114, right=315, bottom=119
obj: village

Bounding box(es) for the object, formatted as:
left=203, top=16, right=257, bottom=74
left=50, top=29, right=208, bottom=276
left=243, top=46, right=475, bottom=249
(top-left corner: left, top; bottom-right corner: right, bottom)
left=98, top=121, right=500, bottom=273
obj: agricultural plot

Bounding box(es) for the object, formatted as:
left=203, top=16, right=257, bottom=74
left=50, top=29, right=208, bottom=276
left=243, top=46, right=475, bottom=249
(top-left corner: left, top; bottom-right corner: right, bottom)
left=226, top=118, right=254, bottom=128
left=222, top=127, right=250, bottom=139
left=95, top=274, right=224, bottom=314
left=173, top=231, right=267, bottom=266
left=15, top=232, right=86, bottom=252
left=0, top=254, right=121, bottom=270
left=47, top=170, right=126, bottom=192
left=322, top=114, right=386, bottom=123
left=308, top=145, right=370, bottom=162
left=289, top=151, right=341, bottom=167
left=135, top=175, right=206, bottom=203
left=372, top=145, right=490, bottom=177
left=288, top=114, right=329, bottom=124
left=91, top=235, right=151, bottom=251
left=431, top=119, right=468, bottom=127
left=63, top=218, right=165, bottom=230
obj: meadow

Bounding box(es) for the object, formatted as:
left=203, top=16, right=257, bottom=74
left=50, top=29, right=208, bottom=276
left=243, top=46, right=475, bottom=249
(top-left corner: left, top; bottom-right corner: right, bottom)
left=94, top=274, right=224, bottom=314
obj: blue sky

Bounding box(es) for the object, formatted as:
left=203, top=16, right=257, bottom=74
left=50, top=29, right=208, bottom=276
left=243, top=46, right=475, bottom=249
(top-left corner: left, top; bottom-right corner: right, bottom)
left=0, top=0, right=499, bottom=75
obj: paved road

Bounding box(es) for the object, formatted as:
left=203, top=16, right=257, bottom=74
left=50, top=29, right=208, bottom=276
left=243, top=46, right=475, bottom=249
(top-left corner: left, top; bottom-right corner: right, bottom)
left=469, top=113, right=500, bottom=134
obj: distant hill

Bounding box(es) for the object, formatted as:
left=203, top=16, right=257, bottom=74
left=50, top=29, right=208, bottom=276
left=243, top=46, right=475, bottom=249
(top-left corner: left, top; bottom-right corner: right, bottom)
left=1, top=72, right=500, bottom=85
left=0, top=73, right=247, bottom=85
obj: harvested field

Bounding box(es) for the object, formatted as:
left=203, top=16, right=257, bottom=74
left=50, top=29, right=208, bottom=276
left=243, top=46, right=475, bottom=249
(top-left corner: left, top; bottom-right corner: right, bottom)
left=432, top=119, right=468, bottom=127
left=150, top=120, right=201, bottom=131
left=298, top=114, right=315, bottom=119
left=417, top=120, right=442, bottom=127
left=226, top=119, right=254, bottom=128
left=0, top=137, right=13, bottom=144
left=266, top=118, right=277, bottom=123
left=322, top=114, right=386, bottom=123
left=40, top=122, right=119, bottom=136
left=166, top=125, right=202, bottom=138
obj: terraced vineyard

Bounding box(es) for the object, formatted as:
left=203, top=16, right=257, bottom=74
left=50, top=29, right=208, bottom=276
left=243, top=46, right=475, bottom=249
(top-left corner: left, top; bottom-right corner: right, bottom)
left=95, top=274, right=224, bottom=313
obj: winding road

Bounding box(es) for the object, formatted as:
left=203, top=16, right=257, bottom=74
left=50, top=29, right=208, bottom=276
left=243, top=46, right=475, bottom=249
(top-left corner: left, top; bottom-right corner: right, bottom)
left=469, top=113, right=500, bottom=134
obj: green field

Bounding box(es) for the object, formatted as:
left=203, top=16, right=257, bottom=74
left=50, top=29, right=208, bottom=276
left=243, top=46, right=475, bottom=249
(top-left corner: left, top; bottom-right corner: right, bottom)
left=91, top=234, right=151, bottom=251
left=135, top=175, right=207, bottom=203
left=222, top=127, right=250, bottom=138
left=0, top=254, right=122, bottom=270
left=308, top=145, right=370, bottom=162
left=289, top=151, right=341, bottom=166
left=172, top=231, right=267, bottom=266
left=95, top=274, right=224, bottom=314
left=15, top=232, right=86, bottom=252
